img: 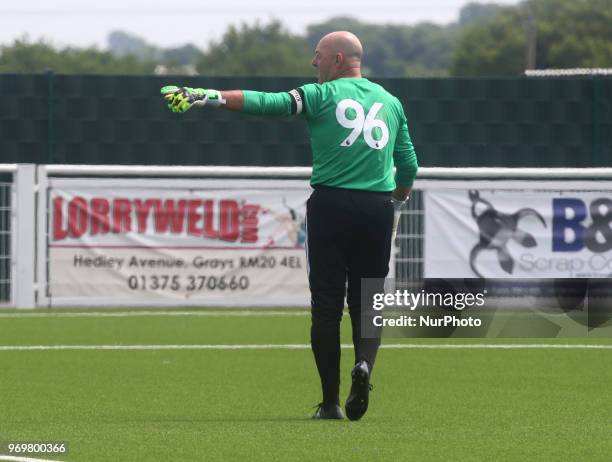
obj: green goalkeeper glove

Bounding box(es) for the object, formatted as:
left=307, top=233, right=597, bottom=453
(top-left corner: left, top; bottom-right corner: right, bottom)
left=391, top=197, right=408, bottom=243
left=160, top=86, right=225, bottom=113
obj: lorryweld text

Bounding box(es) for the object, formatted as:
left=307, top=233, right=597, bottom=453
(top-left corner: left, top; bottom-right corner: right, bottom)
left=52, top=197, right=260, bottom=242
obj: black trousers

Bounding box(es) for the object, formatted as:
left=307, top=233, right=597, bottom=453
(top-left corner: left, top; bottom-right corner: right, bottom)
left=306, top=185, right=393, bottom=405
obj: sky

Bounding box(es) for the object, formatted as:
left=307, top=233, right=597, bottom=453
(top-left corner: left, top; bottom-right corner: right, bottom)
left=0, top=0, right=521, bottom=50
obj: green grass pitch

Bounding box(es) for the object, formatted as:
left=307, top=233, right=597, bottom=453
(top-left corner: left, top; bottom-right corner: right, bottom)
left=1, top=309, right=611, bottom=461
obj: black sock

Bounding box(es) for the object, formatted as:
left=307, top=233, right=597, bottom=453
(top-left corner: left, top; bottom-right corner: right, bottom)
left=311, top=318, right=341, bottom=405
left=349, top=308, right=381, bottom=373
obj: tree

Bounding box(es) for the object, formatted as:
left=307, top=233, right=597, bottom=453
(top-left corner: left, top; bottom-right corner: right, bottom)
left=162, top=45, right=203, bottom=67
left=452, top=7, right=526, bottom=76
left=196, top=21, right=312, bottom=76
left=534, top=0, right=612, bottom=68
left=452, top=0, right=612, bottom=76
left=0, top=39, right=155, bottom=74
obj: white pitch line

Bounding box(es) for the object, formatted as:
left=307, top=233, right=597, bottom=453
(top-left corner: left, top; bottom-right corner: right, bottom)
left=0, top=344, right=611, bottom=351
left=0, top=455, right=65, bottom=462
left=380, top=344, right=612, bottom=349
left=0, top=310, right=309, bottom=318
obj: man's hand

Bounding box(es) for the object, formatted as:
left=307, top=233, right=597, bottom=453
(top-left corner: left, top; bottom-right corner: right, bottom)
left=160, top=86, right=224, bottom=113
left=391, top=186, right=411, bottom=202
left=391, top=196, right=408, bottom=243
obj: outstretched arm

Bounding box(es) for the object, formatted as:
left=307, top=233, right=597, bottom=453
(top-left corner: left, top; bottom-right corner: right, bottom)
left=161, top=86, right=303, bottom=117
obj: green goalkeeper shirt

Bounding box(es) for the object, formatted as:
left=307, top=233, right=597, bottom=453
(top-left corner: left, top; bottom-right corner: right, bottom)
left=243, top=77, right=418, bottom=191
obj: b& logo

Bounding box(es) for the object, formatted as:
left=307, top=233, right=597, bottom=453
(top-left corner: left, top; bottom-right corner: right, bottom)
left=552, top=198, right=612, bottom=252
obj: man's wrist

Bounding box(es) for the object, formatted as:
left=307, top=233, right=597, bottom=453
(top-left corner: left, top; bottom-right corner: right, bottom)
left=203, top=89, right=225, bottom=107
left=188, top=88, right=225, bottom=108
left=391, top=186, right=411, bottom=202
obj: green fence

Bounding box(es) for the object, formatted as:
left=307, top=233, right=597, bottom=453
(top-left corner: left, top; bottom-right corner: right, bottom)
left=0, top=74, right=610, bottom=167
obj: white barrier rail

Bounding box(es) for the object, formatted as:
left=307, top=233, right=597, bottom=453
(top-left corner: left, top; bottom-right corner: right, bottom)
left=42, top=165, right=612, bottom=179
left=0, top=164, right=18, bottom=173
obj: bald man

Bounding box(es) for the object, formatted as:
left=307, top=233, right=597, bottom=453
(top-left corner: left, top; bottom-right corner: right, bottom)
left=161, top=31, right=419, bottom=421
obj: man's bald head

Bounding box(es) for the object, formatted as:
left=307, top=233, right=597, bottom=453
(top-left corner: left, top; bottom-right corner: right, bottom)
left=311, top=31, right=363, bottom=83
left=319, top=31, right=363, bottom=61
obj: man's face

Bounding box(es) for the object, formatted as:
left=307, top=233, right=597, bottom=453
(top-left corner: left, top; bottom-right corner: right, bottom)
left=311, top=40, right=338, bottom=83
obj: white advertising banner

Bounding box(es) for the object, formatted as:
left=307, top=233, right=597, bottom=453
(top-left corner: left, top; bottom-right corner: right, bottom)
left=47, top=180, right=311, bottom=306
left=425, top=189, right=612, bottom=279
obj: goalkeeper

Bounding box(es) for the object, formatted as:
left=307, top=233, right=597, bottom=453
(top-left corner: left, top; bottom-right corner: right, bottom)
left=161, top=31, right=418, bottom=421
